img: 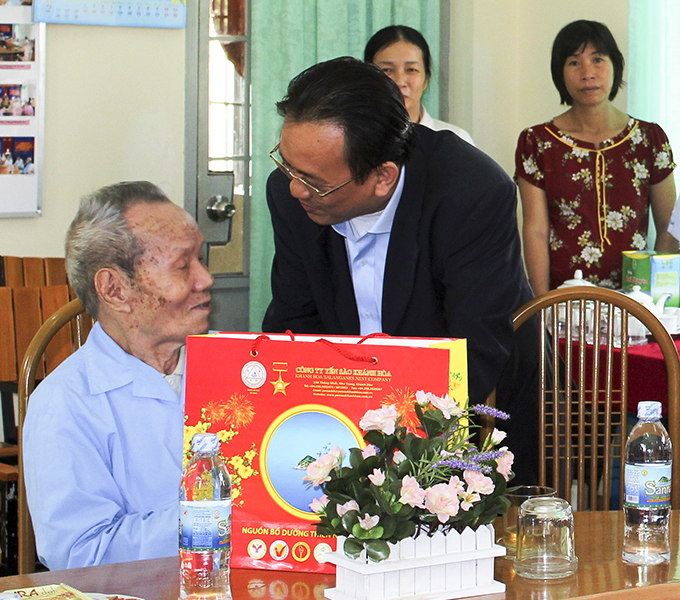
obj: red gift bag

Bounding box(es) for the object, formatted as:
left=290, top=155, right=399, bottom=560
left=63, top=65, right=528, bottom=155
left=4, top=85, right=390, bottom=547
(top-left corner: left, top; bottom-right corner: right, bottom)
left=184, top=332, right=467, bottom=572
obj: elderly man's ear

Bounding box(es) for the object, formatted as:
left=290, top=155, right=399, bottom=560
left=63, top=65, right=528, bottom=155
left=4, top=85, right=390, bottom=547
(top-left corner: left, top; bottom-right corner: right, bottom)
left=94, top=267, right=135, bottom=314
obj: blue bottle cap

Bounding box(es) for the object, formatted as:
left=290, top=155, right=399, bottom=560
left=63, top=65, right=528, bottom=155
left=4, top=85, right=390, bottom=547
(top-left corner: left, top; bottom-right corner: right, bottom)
left=637, top=401, right=662, bottom=421
left=191, top=432, right=219, bottom=454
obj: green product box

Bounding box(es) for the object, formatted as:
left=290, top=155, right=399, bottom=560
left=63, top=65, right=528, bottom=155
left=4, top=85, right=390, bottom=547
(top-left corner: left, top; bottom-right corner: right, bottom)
left=622, top=250, right=680, bottom=307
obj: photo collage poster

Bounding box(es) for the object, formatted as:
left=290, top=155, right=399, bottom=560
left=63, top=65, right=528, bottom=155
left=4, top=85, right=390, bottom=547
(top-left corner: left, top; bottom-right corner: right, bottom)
left=0, top=1, right=44, bottom=217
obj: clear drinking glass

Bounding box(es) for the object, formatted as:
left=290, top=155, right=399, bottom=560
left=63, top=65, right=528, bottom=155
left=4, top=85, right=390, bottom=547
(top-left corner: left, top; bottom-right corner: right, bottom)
left=514, top=497, right=578, bottom=579
left=499, top=485, right=556, bottom=558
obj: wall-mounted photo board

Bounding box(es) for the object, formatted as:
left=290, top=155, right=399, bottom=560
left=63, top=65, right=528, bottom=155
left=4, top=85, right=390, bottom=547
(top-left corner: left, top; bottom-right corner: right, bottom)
left=0, top=3, right=44, bottom=218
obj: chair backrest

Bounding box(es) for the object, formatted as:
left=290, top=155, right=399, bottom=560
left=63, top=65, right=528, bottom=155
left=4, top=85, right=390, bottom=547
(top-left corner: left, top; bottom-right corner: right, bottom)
left=1, top=284, right=89, bottom=461
left=513, top=287, right=680, bottom=511
left=1, top=256, right=67, bottom=287
left=0, top=258, right=72, bottom=445
left=1, top=285, right=89, bottom=384
left=17, top=298, right=88, bottom=574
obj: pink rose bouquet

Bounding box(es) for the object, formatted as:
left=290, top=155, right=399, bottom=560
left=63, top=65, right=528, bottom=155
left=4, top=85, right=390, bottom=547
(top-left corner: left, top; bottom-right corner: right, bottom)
left=304, top=391, right=514, bottom=562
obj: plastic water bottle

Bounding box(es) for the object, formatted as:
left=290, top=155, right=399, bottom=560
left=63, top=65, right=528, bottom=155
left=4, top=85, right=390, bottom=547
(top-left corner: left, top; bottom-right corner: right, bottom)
left=622, top=401, right=672, bottom=565
left=180, top=433, right=233, bottom=600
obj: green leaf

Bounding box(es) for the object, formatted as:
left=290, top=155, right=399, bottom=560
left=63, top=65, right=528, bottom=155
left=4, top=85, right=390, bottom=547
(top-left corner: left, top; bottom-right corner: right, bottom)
left=394, top=519, right=416, bottom=540
left=380, top=515, right=397, bottom=539
left=395, top=503, right=414, bottom=519
left=362, top=502, right=381, bottom=515
left=402, top=435, right=428, bottom=460
left=421, top=410, right=446, bottom=437
left=372, top=486, right=392, bottom=512
left=395, top=459, right=411, bottom=478
left=364, top=430, right=386, bottom=447
left=358, top=455, right=381, bottom=476
left=414, top=403, right=428, bottom=434
left=343, top=537, right=364, bottom=560
left=348, top=480, right=364, bottom=500
left=367, top=525, right=385, bottom=539
left=365, top=539, right=390, bottom=562
left=351, top=523, right=370, bottom=539
left=498, top=495, right=511, bottom=513
left=349, top=448, right=364, bottom=470
left=341, top=511, right=359, bottom=532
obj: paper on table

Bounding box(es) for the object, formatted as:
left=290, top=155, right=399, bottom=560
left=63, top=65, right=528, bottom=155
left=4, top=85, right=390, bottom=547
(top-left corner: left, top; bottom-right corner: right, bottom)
left=3, top=585, right=60, bottom=597
left=4, top=585, right=91, bottom=600
left=2, top=587, right=143, bottom=600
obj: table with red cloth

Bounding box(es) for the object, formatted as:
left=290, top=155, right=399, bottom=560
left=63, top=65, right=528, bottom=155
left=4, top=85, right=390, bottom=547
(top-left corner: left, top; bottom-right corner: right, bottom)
left=560, top=338, right=680, bottom=416
left=625, top=339, right=680, bottom=414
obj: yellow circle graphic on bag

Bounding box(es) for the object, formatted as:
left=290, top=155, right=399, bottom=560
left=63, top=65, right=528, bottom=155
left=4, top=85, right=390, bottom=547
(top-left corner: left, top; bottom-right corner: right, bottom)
left=292, top=541, right=311, bottom=562
left=260, top=404, right=364, bottom=520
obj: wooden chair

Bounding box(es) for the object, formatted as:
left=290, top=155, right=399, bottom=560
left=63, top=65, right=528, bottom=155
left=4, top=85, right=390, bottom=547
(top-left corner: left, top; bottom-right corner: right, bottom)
left=0, top=256, right=67, bottom=287
left=0, top=259, right=77, bottom=572
left=0, top=257, right=68, bottom=445
left=1, top=286, right=81, bottom=425
left=511, top=287, right=680, bottom=511
left=0, top=284, right=88, bottom=573
left=17, top=297, right=89, bottom=574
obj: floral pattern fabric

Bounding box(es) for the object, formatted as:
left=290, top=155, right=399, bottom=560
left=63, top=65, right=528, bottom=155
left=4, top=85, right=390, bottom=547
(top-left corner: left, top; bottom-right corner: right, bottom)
left=515, top=118, right=676, bottom=289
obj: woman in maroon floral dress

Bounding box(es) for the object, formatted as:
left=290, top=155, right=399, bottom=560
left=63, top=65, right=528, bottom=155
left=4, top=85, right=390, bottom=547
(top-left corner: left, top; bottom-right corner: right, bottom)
left=516, top=20, right=677, bottom=294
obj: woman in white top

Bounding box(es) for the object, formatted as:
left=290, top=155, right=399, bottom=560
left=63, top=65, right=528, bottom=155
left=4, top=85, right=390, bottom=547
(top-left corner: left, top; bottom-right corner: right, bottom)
left=365, top=25, right=474, bottom=146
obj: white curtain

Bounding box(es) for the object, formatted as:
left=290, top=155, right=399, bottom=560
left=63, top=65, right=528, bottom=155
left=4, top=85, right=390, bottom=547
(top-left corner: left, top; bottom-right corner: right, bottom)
left=628, top=0, right=680, bottom=246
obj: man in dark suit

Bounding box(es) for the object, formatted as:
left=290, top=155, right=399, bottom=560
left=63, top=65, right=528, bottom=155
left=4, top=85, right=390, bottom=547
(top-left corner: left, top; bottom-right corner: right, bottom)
left=263, top=57, right=538, bottom=483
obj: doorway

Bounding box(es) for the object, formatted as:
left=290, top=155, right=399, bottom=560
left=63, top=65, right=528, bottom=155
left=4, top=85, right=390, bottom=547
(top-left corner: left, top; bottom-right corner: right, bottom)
left=184, top=0, right=251, bottom=333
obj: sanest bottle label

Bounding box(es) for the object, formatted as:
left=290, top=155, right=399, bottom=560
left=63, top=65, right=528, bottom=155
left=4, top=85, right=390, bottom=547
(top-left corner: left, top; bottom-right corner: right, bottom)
left=624, top=463, right=672, bottom=507
left=179, top=499, right=232, bottom=551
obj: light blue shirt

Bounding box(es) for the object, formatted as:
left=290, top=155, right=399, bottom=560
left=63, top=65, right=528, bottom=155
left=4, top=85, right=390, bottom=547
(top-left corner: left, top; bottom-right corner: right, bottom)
left=23, top=322, right=184, bottom=570
left=332, top=167, right=405, bottom=335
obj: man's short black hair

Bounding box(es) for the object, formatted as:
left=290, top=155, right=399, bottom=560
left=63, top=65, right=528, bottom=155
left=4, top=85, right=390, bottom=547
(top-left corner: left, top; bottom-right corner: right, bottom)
left=276, top=57, right=415, bottom=181
left=551, top=20, right=625, bottom=106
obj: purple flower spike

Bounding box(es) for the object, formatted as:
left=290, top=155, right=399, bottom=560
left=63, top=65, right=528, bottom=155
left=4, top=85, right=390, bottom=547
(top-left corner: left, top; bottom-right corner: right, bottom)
left=467, top=449, right=506, bottom=462
left=471, top=404, right=510, bottom=420
left=433, top=458, right=484, bottom=472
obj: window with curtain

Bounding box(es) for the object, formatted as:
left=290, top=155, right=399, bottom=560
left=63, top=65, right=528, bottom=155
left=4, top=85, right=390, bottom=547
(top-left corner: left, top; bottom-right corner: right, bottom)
left=248, top=1, right=443, bottom=330
left=628, top=0, right=680, bottom=246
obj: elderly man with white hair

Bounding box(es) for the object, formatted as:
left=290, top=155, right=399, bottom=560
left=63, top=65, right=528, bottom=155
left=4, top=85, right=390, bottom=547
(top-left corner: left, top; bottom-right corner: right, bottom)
left=23, top=181, right=213, bottom=570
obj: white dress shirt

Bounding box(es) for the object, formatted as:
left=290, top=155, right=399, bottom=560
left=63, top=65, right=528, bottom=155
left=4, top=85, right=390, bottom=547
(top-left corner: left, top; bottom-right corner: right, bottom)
left=420, top=106, right=475, bottom=146
left=332, top=167, right=406, bottom=335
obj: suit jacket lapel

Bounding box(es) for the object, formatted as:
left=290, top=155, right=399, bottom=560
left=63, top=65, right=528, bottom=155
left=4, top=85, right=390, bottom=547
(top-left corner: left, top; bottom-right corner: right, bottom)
left=315, top=226, right=360, bottom=334
left=382, top=153, right=425, bottom=333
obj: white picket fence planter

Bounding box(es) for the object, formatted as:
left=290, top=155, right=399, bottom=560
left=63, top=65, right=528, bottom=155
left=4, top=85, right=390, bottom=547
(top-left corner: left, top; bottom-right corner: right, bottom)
left=323, top=524, right=506, bottom=600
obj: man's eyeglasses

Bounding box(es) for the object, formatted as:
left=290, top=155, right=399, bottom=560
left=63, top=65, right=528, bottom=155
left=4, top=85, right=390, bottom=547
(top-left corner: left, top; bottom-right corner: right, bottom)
left=269, top=143, right=358, bottom=198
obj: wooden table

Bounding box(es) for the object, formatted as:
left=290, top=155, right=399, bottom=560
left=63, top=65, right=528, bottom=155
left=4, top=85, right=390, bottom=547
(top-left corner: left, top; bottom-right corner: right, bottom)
left=495, top=511, right=680, bottom=599
left=0, top=512, right=677, bottom=600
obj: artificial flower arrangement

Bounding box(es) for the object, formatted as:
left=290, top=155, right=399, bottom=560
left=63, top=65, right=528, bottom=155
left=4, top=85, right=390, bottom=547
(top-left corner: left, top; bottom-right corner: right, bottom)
left=304, top=391, right=514, bottom=563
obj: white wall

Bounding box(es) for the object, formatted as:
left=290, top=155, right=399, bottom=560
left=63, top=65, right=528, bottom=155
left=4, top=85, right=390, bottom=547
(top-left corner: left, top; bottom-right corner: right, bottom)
left=0, top=23, right=185, bottom=258
left=449, top=0, right=629, bottom=175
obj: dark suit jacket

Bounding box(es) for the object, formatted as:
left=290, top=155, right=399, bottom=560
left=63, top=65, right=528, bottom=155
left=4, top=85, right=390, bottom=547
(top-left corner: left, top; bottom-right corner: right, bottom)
left=263, top=125, right=533, bottom=405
